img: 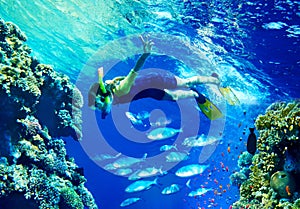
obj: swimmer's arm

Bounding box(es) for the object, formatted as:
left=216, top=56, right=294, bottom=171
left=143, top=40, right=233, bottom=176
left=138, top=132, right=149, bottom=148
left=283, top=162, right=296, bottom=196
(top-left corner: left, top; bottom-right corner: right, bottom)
left=114, top=53, right=149, bottom=97
left=133, top=53, right=150, bottom=72
left=133, top=35, right=153, bottom=72
left=114, top=35, right=153, bottom=97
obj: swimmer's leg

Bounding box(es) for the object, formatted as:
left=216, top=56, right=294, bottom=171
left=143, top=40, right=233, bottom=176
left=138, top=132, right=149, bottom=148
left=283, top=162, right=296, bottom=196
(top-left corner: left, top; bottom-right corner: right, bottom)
left=175, top=75, right=220, bottom=87
left=132, top=88, right=197, bottom=101
left=163, top=89, right=198, bottom=100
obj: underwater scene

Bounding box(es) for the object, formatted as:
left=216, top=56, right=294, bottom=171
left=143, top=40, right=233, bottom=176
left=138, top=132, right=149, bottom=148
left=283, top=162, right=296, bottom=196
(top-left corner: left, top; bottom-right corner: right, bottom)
left=0, top=0, right=299, bottom=209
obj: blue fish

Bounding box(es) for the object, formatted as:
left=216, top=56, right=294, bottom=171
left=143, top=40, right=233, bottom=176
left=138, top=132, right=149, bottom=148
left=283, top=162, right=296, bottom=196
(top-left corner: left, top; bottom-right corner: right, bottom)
left=125, top=178, right=158, bottom=193
left=175, top=164, right=209, bottom=177
left=120, top=197, right=141, bottom=207
left=161, top=184, right=181, bottom=195
left=188, top=187, right=212, bottom=197
left=159, top=144, right=177, bottom=151
left=165, top=151, right=189, bottom=162
left=128, top=170, right=142, bottom=181
left=182, top=134, right=220, bottom=147
left=92, top=152, right=121, bottom=161
left=147, top=127, right=182, bottom=140
left=125, top=111, right=143, bottom=125
left=125, top=111, right=150, bottom=125
left=150, top=117, right=172, bottom=127
left=114, top=168, right=133, bottom=176
left=113, top=153, right=147, bottom=168
left=135, top=167, right=166, bottom=178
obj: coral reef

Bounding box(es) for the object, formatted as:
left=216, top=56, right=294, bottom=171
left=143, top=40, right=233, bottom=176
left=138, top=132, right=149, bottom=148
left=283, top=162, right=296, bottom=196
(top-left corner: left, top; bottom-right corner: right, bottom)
left=230, top=151, right=252, bottom=187
left=0, top=18, right=97, bottom=208
left=0, top=18, right=83, bottom=141
left=232, top=101, right=300, bottom=209
left=270, top=171, right=296, bottom=198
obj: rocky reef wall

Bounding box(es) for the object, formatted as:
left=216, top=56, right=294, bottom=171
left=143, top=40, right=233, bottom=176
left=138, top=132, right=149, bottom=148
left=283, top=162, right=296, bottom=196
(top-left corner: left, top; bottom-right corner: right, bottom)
left=0, top=18, right=98, bottom=209
left=231, top=102, right=300, bottom=209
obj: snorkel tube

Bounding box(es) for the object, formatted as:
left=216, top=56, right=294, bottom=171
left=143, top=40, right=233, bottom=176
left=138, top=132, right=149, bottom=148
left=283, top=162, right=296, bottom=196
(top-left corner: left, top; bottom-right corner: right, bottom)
left=98, top=67, right=112, bottom=119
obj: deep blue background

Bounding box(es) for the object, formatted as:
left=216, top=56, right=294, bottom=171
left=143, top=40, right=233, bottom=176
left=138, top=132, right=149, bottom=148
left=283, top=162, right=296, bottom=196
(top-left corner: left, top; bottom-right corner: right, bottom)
left=1, top=0, right=299, bottom=208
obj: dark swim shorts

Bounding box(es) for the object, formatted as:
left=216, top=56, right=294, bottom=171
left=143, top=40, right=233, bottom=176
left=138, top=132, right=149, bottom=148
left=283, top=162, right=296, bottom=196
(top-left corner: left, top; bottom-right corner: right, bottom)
left=113, top=70, right=177, bottom=104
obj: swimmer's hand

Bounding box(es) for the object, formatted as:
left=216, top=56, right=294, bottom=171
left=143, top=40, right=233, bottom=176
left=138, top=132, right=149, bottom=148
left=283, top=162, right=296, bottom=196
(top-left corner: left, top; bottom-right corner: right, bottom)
left=140, top=35, right=154, bottom=54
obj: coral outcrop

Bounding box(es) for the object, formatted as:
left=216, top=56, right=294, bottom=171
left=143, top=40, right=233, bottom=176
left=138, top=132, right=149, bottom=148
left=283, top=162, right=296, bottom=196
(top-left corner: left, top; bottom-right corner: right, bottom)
left=270, top=171, right=296, bottom=198
left=0, top=18, right=97, bottom=208
left=231, top=101, right=300, bottom=209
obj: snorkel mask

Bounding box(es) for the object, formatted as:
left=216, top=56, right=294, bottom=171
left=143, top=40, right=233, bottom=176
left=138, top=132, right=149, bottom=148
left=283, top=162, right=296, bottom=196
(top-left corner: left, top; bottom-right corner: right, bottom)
left=97, top=67, right=112, bottom=119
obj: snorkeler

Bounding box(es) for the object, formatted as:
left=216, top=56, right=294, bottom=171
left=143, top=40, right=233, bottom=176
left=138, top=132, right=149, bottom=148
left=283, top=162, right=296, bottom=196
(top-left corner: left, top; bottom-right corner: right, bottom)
left=88, top=35, right=223, bottom=119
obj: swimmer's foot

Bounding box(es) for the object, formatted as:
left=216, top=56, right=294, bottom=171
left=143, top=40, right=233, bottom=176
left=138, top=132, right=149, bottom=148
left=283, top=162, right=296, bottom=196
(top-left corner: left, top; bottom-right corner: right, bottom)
left=210, top=72, right=221, bottom=86
left=190, top=87, right=223, bottom=120
left=190, top=87, right=206, bottom=104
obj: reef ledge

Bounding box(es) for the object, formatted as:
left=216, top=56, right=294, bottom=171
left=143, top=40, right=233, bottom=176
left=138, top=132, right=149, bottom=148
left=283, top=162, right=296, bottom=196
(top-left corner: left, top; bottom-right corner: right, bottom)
left=231, top=101, right=300, bottom=209
left=0, top=18, right=98, bottom=209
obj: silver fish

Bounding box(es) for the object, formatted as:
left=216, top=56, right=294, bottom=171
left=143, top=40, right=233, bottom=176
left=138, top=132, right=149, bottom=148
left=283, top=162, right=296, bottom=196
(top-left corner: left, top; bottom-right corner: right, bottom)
left=147, top=127, right=182, bottom=140
left=161, top=184, right=181, bottom=195
left=104, top=163, right=117, bottom=171
left=136, top=167, right=166, bottom=178
left=175, top=164, right=209, bottom=177
left=125, top=178, right=158, bottom=193
left=136, top=111, right=150, bottom=120
left=160, top=144, right=177, bottom=151
left=92, top=152, right=121, bottom=161
left=125, top=111, right=150, bottom=125
left=188, top=187, right=212, bottom=197
left=150, top=117, right=172, bottom=127
left=115, top=168, right=133, bottom=176
left=165, top=151, right=189, bottom=163
left=125, top=111, right=143, bottom=125
left=128, top=169, right=142, bottom=181
left=113, top=153, right=147, bottom=169
left=182, top=134, right=220, bottom=147
left=120, top=197, right=141, bottom=207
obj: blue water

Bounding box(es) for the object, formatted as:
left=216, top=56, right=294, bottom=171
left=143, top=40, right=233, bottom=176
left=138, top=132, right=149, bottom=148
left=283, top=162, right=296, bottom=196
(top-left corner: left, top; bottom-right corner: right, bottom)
left=1, top=0, right=299, bottom=208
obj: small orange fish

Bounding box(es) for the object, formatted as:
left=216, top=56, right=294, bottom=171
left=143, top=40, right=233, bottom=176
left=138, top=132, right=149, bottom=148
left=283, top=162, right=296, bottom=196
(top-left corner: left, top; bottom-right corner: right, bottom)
left=286, top=185, right=292, bottom=196
left=227, top=146, right=231, bottom=153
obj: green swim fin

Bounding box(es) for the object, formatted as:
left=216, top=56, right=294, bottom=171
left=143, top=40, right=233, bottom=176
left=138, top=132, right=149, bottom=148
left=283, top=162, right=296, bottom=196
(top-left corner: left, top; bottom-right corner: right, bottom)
left=219, top=86, right=240, bottom=105
left=191, top=87, right=223, bottom=120
left=197, top=98, right=223, bottom=120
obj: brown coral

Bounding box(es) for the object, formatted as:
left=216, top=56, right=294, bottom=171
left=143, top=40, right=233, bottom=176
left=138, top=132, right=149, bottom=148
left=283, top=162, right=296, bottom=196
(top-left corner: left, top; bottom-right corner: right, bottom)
left=232, top=101, right=300, bottom=209
left=0, top=18, right=95, bottom=208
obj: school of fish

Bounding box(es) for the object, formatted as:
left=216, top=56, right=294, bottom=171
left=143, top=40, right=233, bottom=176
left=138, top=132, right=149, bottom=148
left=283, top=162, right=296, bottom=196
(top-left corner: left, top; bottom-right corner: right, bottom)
left=97, top=111, right=232, bottom=207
